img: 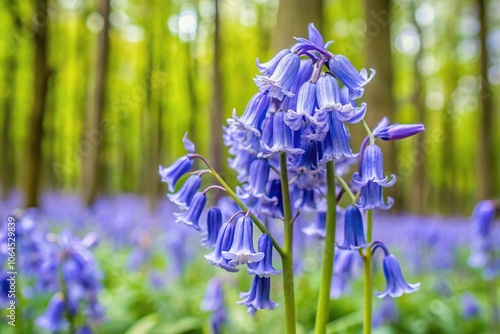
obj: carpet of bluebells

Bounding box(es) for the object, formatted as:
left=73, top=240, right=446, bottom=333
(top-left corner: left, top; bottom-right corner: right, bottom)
left=0, top=190, right=498, bottom=333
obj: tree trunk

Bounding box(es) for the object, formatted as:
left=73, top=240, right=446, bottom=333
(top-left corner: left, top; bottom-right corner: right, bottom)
left=210, top=0, right=224, bottom=174
left=82, top=0, right=110, bottom=206
left=477, top=0, right=496, bottom=199
left=22, top=0, right=50, bottom=208
left=273, top=0, right=324, bottom=51
left=363, top=0, right=398, bottom=208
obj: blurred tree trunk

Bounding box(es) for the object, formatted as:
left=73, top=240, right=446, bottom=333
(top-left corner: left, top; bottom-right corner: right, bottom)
left=23, top=0, right=50, bottom=208
left=2, top=1, right=22, bottom=200
left=210, top=0, right=224, bottom=174
left=409, top=0, right=427, bottom=214
left=82, top=0, right=110, bottom=206
left=363, top=0, right=398, bottom=209
left=477, top=0, right=496, bottom=199
left=273, top=0, right=324, bottom=51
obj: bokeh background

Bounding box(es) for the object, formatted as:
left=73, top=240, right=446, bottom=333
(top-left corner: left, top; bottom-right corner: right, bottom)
left=1, top=0, right=499, bottom=333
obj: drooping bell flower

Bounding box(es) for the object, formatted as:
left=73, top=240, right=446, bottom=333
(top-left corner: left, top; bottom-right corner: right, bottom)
left=303, top=212, right=326, bottom=239
left=168, top=175, right=202, bottom=210
left=229, top=92, right=270, bottom=136
left=36, top=293, right=74, bottom=333
left=254, top=52, right=300, bottom=101
left=204, top=222, right=238, bottom=272
left=237, top=275, right=278, bottom=315
left=247, top=234, right=281, bottom=277
left=200, top=278, right=225, bottom=311
left=201, top=207, right=223, bottom=248
left=174, top=192, right=207, bottom=230
left=238, top=159, right=276, bottom=203
left=256, top=49, right=291, bottom=76
left=294, top=189, right=317, bottom=212
left=319, top=112, right=357, bottom=162
left=354, top=144, right=395, bottom=187
left=356, top=181, right=394, bottom=210
left=330, top=249, right=362, bottom=298
left=257, top=179, right=284, bottom=219
left=328, top=54, right=375, bottom=100
left=260, top=110, right=305, bottom=157
left=222, top=216, right=264, bottom=265
left=285, top=81, right=317, bottom=131
left=338, top=205, right=367, bottom=250
left=468, top=200, right=496, bottom=268
left=372, top=297, right=399, bottom=327
left=292, top=140, right=318, bottom=173
left=376, top=253, right=420, bottom=298
left=159, top=133, right=195, bottom=192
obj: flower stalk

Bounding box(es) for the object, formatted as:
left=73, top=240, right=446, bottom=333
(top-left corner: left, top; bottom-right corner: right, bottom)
left=363, top=210, right=374, bottom=334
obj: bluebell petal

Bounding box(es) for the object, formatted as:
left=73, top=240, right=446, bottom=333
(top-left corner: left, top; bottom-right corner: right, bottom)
left=222, top=216, right=264, bottom=265
left=247, top=234, right=281, bottom=277
left=168, top=175, right=202, bottom=210
left=205, top=222, right=239, bottom=272
left=376, top=254, right=420, bottom=298
left=174, top=192, right=206, bottom=230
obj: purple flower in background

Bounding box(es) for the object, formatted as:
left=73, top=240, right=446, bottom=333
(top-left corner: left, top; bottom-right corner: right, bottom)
left=372, top=297, right=399, bottom=327
left=328, top=54, right=375, bottom=99
left=205, top=222, right=238, bottom=272
left=174, top=192, right=207, bottom=230
left=222, top=216, right=264, bottom=265
left=330, top=249, right=362, bottom=298
left=238, top=276, right=278, bottom=315
left=460, top=293, right=480, bottom=319
left=338, top=206, right=367, bottom=250
left=248, top=234, right=281, bottom=277
left=303, top=212, right=326, bottom=239
left=376, top=254, right=420, bottom=298
left=202, top=207, right=223, bottom=248
left=168, top=175, right=202, bottom=210
left=201, top=278, right=225, bottom=311
left=36, top=293, right=73, bottom=333
left=254, top=52, right=300, bottom=100
left=238, top=159, right=276, bottom=203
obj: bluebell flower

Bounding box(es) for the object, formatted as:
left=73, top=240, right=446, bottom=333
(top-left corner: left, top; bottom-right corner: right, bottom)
left=174, top=192, right=207, bottom=230
left=372, top=297, right=399, bottom=327
left=201, top=278, right=225, bottom=311
left=285, top=81, right=317, bottom=131
left=338, top=205, right=367, bottom=250
left=257, top=179, right=284, bottom=219
left=308, top=22, right=326, bottom=48
left=283, top=59, right=315, bottom=113
left=376, top=254, right=420, bottom=298
left=248, top=234, right=281, bottom=277
left=238, top=159, right=276, bottom=203
left=202, top=207, right=223, bottom=248
left=222, top=216, right=264, bottom=265
left=290, top=23, right=332, bottom=60
left=328, top=54, right=375, bottom=99
left=211, top=308, right=226, bottom=334
left=319, top=112, right=357, bottom=162
left=36, top=293, right=73, bottom=333
left=468, top=200, right=496, bottom=269
left=260, top=110, right=305, bottom=157
left=356, top=182, right=394, bottom=210
left=330, top=249, right=362, bottom=298
left=374, top=123, right=425, bottom=141
left=353, top=144, right=395, bottom=187
left=256, top=49, right=291, bottom=76
left=238, top=276, right=278, bottom=315
left=254, top=53, right=300, bottom=100
left=229, top=92, right=270, bottom=136
left=159, top=133, right=195, bottom=192
left=291, top=141, right=318, bottom=173
left=167, top=175, right=202, bottom=210
left=460, top=293, right=480, bottom=319
left=303, top=212, right=326, bottom=239
left=294, top=189, right=317, bottom=212
left=205, top=222, right=239, bottom=272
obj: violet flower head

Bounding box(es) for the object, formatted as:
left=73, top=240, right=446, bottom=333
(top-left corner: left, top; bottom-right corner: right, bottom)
left=237, top=276, right=278, bottom=315
left=254, top=52, right=300, bottom=101
left=303, top=212, right=326, bottom=239
left=319, top=112, right=357, bottom=162
left=174, top=192, right=207, bottom=230
left=168, top=175, right=202, bottom=210
left=471, top=200, right=495, bottom=238
left=328, top=54, right=375, bottom=100
left=201, top=207, right=223, bottom=248
left=229, top=92, right=270, bottom=136
left=376, top=254, right=420, bottom=298
left=353, top=144, right=395, bottom=187
left=356, top=182, right=394, bottom=210
left=36, top=293, right=73, bottom=333
left=374, top=123, right=425, bottom=141
left=372, top=297, right=399, bottom=327
left=256, top=49, right=291, bottom=76
left=468, top=200, right=496, bottom=269
left=247, top=234, right=281, bottom=277
left=159, top=133, right=195, bottom=192
left=338, top=205, right=367, bottom=250
left=205, top=222, right=238, bottom=272
left=222, top=216, right=264, bottom=265
left=284, top=81, right=317, bottom=131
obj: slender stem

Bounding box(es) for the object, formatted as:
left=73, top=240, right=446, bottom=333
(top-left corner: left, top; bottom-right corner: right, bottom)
left=190, top=154, right=284, bottom=256
left=362, top=120, right=375, bottom=145
left=279, top=152, right=297, bottom=334
left=315, top=160, right=337, bottom=334
left=335, top=174, right=356, bottom=203
left=363, top=210, right=374, bottom=334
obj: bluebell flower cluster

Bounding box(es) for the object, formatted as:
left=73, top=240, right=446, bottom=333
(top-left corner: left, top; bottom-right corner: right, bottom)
left=159, top=22, right=425, bottom=319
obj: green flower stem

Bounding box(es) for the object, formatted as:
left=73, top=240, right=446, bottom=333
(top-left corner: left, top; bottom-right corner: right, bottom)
left=335, top=174, right=356, bottom=203
left=363, top=210, right=374, bottom=334
left=279, top=152, right=297, bottom=334
left=362, top=119, right=375, bottom=145
left=315, top=160, right=337, bottom=334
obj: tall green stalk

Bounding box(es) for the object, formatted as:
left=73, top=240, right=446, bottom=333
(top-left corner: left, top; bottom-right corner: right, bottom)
left=279, top=152, right=297, bottom=334
left=315, top=160, right=337, bottom=334
left=363, top=210, right=374, bottom=334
